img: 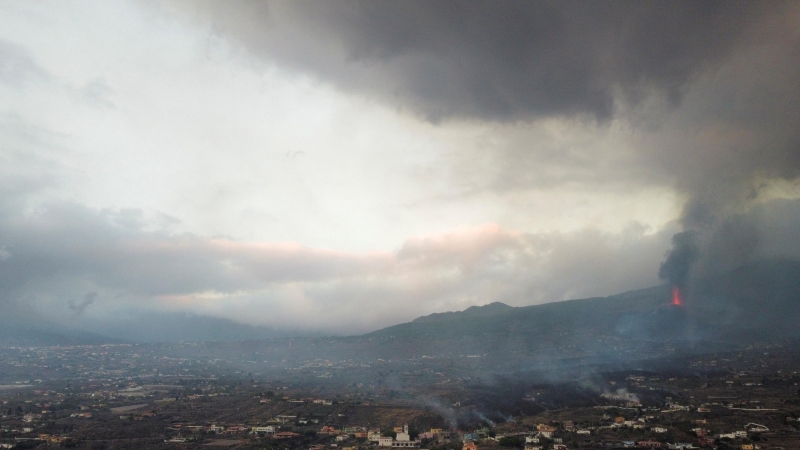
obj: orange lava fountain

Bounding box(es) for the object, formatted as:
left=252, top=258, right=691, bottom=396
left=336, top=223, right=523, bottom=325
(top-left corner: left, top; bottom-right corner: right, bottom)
left=671, top=286, right=683, bottom=306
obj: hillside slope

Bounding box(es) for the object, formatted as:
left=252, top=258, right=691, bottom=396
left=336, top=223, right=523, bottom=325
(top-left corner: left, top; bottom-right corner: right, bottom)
left=361, top=259, right=800, bottom=364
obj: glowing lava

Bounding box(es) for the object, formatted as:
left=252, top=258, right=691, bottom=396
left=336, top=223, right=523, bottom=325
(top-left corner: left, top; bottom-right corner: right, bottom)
left=671, top=286, right=683, bottom=306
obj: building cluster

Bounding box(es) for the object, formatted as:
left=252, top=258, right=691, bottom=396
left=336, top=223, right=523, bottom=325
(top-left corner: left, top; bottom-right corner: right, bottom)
left=450, top=417, right=769, bottom=450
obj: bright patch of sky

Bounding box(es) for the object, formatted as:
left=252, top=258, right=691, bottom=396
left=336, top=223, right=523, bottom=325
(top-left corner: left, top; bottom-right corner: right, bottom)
left=0, top=1, right=679, bottom=254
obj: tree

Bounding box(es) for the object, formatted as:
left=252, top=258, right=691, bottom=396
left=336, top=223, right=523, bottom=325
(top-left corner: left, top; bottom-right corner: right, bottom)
left=499, top=436, right=523, bottom=447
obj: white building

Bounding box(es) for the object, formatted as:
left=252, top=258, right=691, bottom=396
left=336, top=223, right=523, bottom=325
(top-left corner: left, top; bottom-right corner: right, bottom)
left=397, top=424, right=411, bottom=442
left=388, top=424, right=420, bottom=448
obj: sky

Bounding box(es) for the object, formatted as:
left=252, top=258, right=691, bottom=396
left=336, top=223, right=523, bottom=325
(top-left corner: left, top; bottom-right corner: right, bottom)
left=1, top=1, right=799, bottom=336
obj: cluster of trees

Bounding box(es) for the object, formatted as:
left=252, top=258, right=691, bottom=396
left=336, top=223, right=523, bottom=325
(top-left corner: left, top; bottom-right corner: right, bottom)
left=498, top=436, right=524, bottom=447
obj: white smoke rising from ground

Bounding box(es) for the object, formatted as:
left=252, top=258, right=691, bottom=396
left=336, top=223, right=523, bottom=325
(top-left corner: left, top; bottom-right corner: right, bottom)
left=472, top=411, right=495, bottom=428
left=601, top=388, right=640, bottom=405
left=418, top=397, right=457, bottom=428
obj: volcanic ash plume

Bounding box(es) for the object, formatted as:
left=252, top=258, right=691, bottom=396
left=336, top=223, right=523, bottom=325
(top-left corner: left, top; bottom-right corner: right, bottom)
left=658, top=231, right=698, bottom=304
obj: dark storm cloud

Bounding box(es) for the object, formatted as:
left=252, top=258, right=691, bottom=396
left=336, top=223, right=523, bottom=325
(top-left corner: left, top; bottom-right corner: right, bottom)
left=167, top=1, right=800, bottom=215
left=163, top=0, right=763, bottom=122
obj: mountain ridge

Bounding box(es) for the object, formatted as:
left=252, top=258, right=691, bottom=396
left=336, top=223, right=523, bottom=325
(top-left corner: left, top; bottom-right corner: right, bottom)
left=3, top=259, right=798, bottom=352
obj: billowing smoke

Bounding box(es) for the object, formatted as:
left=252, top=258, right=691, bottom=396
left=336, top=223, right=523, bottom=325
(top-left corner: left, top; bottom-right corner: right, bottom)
left=471, top=410, right=495, bottom=427
left=601, top=388, right=640, bottom=405
left=651, top=0, right=800, bottom=300
left=418, top=397, right=457, bottom=428
left=658, top=231, right=698, bottom=292
left=68, top=291, right=97, bottom=315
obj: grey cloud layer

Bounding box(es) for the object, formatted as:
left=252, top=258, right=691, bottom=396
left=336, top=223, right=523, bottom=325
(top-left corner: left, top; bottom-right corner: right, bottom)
left=2, top=171, right=799, bottom=335
left=175, top=1, right=800, bottom=296
left=4, top=197, right=800, bottom=334
left=167, top=2, right=800, bottom=270
left=165, top=0, right=763, bottom=122
left=0, top=198, right=675, bottom=333
left=0, top=203, right=385, bottom=297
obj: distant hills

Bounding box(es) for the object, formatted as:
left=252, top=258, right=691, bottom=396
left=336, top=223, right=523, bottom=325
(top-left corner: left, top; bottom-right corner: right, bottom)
left=80, top=311, right=303, bottom=343
left=0, top=311, right=296, bottom=347
left=0, top=318, right=112, bottom=347
left=2, top=259, right=798, bottom=361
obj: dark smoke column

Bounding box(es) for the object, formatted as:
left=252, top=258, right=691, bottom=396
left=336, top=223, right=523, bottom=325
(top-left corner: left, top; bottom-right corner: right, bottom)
left=659, top=231, right=699, bottom=305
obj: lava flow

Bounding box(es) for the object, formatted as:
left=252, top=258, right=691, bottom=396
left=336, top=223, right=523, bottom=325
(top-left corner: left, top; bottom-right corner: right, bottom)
left=671, top=286, right=683, bottom=306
